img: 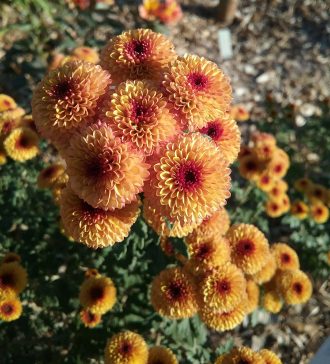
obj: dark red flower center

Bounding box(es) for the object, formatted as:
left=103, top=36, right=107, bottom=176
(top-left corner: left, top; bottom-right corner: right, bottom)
left=1, top=303, right=14, bottom=315
left=216, top=279, right=231, bottom=294
left=125, top=40, right=150, bottom=61
left=245, top=160, right=258, bottom=172
left=3, top=99, right=11, bottom=107
left=176, top=162, right=202, bottom=192
left=314, top=189, right=323, bottom=198
left=281, top=253, right=291, bottom=263
left=295, top=204, right=304, bottom=213
left=272, top=187, right=280, bottom=196
left=195, top=243, right=212, bottom=260
left=271, top=203, right=279, bottom=211
left=261, top=175, right=270, bottom=184
left=315, top=208, right=323, bottom=216
left=89, top=285, right=104, bottom=301
left=130, top=101, right=152, bottom=124
left=16, top=135, right=31, bottom=149
left=2, top=120, right=15, bottom=134
left=293, top=282, right=303, bottom=294
left=120, top=341, right=133, bottom=356
left=168, top=281, right=184, bottom=301
left=86, top=151, right=117, bottom=180
left=237, top=239, right=256, bottom=256
left=274, top=164, right=283, bottom=173
left=0, top=273, right=14, bottom=288
left=85, top=311, right=96, bottom=323
left=42, top=166, right=57, bottom=178
left=238, top=360, right=250, bottom=364
left=187, top=72, right=208, bottom=91
left=200, top=121, right=223, bottom=142
left=53, top=80, right=72, bottom=99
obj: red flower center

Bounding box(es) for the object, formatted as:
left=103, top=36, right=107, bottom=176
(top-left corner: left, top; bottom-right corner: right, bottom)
left=85, top=311, right=96, bottom=323
left=16, top=135, right=31, bottom=149
left=2, top=120, right=15, bottom=134
left=1, top=303, right=14, bottom=315
left=314, top=189, right=322, bottom=198
left=42, top=166, right=57, bottom=178
left=3, top=99, right=11, bottom=107
left=168, top=281, right=184, bottom=301
left=89, top=285, right=105, bottom=301
left=120, top=341, right=133, bottom=356
left=295, top=204, right=304, bottom=213
left=125, top=40, right=151, bottom=61
left=261, top=175, right=270, bottom=184
left=315, top=208, right=323, bottom=216
left=237, top=239, right=256, bottom=256
left=293, top=282, right=303, bottom=294
left=53, top=80, right=72, bottom=99
left=245, top=160, right=258, bottom=172
left=82, top=202, right=107, bottom=223
left=200, top=121, right=223, bottom=142
left=187, top=72, right=208, bottom=91
left=86, top=150, right=119, bottom=180
left=176, top=162, right=202, bottom=192
left=271, top=203, right=279, bottom=211
left=281, top=253, right=291, bottom=263
left=0, top=273, right=14, bottom=288
left=272, top=187, right=280, bottom=196
left=274, top=164, right=283, bottom=173
left=216, top=279, right=231, bottom=294
left=195, top=243, right=212, bottom=260
left=130, top=101, right=152, bottom=124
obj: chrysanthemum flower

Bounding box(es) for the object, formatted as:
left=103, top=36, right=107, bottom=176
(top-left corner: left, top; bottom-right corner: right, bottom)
left=100, top=29, right=175, bottom=85
left=230, top=104, right=250, bottom=122
left=238, top=145, right=253, bottom=159
left=256, top=172, right=275, bottom=192
left=271, top=243, right=300, bottom=271
left=290, top=200, right=309, bottom=219
left=147, top=346, right=178, bottom=364
left=225, top=224, right=270, bottom=275
left=60, top=187, right=140, bottom=248
left=64, top=124, right=149, bottom=210
left=185, top=208, right=231, bottom=244
left=148, top=133, right=231, bottom=226
left=4, top=127, right=39, bottom=162
left=0, top=94, right=17, bottom=112
left=267, top=179, right=288, bottom=201
left=259, top=349, right=282, bottom=364
left=293, top=177, right=313, bottom=193
left=238, top=154, right=263, bottom=181
left=0, top=296, right=22, bottom=322
left=163, top=55, right=232, bottom=130
left=80, top=309, right=102, bottom=328
left=1, top=252, right=21, bottom=264
left=252, top=132, right=276, bottom=147
left=200, top=263, right=246, bottom=312
left=0, top=107, right=25, bottom=133
left=310, top=202, right=329, bottom=224
left=79, top=275, right=116, bottom=314
left=72, top=46, right=99, bottom=64
left=0, top=262, right=27, bottom=296
left=265, top=198, right=284, bottom=218
left=150, top=266, right=198, bottom=319
left=104, top=331, right=148, bottom=364
left=266, top=148, right=290, bottom=180
left=250, top=253, right=276, bottom=284
left=199, top=298, right=246, bottom=332
left=307, top=183, right=328, bottom=203
left=101, top=80, right=178, bottom=155
left=246, top=279, right=260, bottom=314
left=32, top=61, right=111, bottom=148
left=198, top=115, right=240, bottom=164
left=228, top=347, right=264, bottom=364
left=37, top=164, right=66, bottom=189
left=262, top=281, right=283, bottom=313
left=276, top=270, right=312, bottom=305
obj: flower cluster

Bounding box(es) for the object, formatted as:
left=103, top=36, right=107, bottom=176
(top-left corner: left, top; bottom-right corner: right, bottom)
left=0, top=94, right=39, bottom=164
left=291, top=177, right=329, bottom=224
left=0, top=252, right=27, bottom=322
left=79, top=268, right=117, bottom=327
left=238, top=131, right=290, bottom=218
left=230, top=104, right=250, bottom=122
left=215, top=346, right=282, bottom=364
left=139, top=0, right=183, bottom=25
left=32, top=28, right=235, bottom=249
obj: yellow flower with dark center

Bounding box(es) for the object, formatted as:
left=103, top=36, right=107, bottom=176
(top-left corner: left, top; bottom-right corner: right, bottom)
left=100, top=28, right=176, bottom=85
left=238, top=154, right=263, bottom=181
left=271, top=243, right=299, bottom=271
left=225, top=224, right=270, bottom=275
left=80, top=309, right=102, bottom=328
left=262, top=280, right=283, bottom=314
left=60, top=187, right=140, bottom=248
left=293, top=177, right=313, bottom=193
left=200, top=263, right=246, bottom=312
left=310, top=202, right=329, bottom=224
left=250, top=253, right=276, bottom=284
left=102, top=80, right=178, bottom=156
left=276, top=269, right=312, bottom=305
left=0, top=262, right=27, bottom=296
left=104, top=331, right=148, bottom=364
left=266, top=148, right=290, bottom=180
left=0, top=296, right=22, bottom=322
left=267, top=179, right=288, bottom=201
left=256, top=172, right=276, bottom=192
left=150, top=266, right=198, bottom=319
left=64, top=124, right=149, bottom=211
left=163, top=55, right=232, bottom=131
left=147, top=346, right=178, bottom=364
left=32, top=61, right=111, bottom=149
left=147, top=133, right=231, bottom=226
left=199, top=298, right=246, bottom=332
left=252, top=132, right=276, bottom=148
left=307, top=183, right=328, bottom=203
left=229, top=347, right=264, bottom=364
left=265, top=198, right=285, bottom=218
left=1, top=252, right=21, bottom=264
left=0, top=107, right=25, bottom=134
left=0, top=94, right=17, bottom=111
left=198, top=115, right=240, bottom=165
left=72, top=46, right=99, bottom=64
left=245, top=279, right=260, bottom=314
left=79, top=275, right=116, bottom=314
left=4, top=127, right=39, bottom=162
left=37, top=164, right=66, bottom=189
left=290, top=200, right=309, bottom=219
left=259, top=349, right=282, bottom=364
left=230, top=104, right=250, bottom=122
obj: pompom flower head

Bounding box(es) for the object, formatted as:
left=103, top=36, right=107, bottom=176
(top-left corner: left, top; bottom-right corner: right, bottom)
left=0, top=94, right=17, bottom=111
left=246, top=279, right=260, bottom=314
left=80, top=309, right=102, bottom=328
left=37, top=164, right=66, bottom=189
left=150, top=266, right=198, bottom=319
left=228, top=347, right=264, bottom=364
left=100, top=28, right=176, bottom=84
left=4, top=127, right=39, bottom=162
left=251, top=253, right=276, bottom=284
left=104, top=331, right=148, bottom=364
left=262, top=280, right=283, bottom=314
left=72, top=46, right=99, bottom=64
left=60, top=187, right=140, bottom=248
left=226, top=224, right=270, bottom=275
left=147, top=346, right=178, bottom=364
left=0, top=262, right=27, bottom=296
left=163, top=55, right=232, bottom=130
left=259, top=349, right=282, bottom=364
left=0, top=296, right=22, bottom=322
left=238, top=154, right=263, bottom=181
left=101, top=80, right=178, bottom=155
left=290, top=200, right=309, bottom=219
left=294, top=177, right=313, bottom=193
left=310, top=202, right=329, bottom=224
left=32, top=61, right=111, bottom=149
left=271, top=243, right=299, bottom=271
left=64, top=124, right=149, bottom=210
left=148, top=133, right=231, bottom=226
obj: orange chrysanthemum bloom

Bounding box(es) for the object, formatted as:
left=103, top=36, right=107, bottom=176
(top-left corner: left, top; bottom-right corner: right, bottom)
left=0, top=296, right=22, bottom=322
left=101, top=80, right=178, bottom=155
left=0, top=262, right=28, bottom=296
left=310, top=202, right=329, bottom=224
left=0, top=107, right=25, bottom=133
left=226, top=224, right=270, bottom=275
left=307, top=183, right=328, bottom=203
left=265, top=198, right=285, bottom=218
left=262, top=280, right=283, bottom=314
left=238, top=154, right=263, bottom=181
left=267, top=179, right=288, bottom=201
left=200, top=298, right=246, bottom=332
left=293, top=177, right=313, bottom=193
left=251, top=253, right=276, bottom=284
left=271, top=243, right=300, bottom=271
left=229, top=347, right=264, bottom=364
left=32, top=61, right=111, bottom=149
left=290, top=200, right=309, bottom=219
left=259, top=349, right=282, bottom=364
left=100, top=28, right=175, bottom=84
left=104, top=331, right=148, bottom=364
left=4, top=127, right=39, bottom=162
left=1, top=252, right=21, bottom=264
left=200, top=263, right=246, bottom=312
left=64, top=125, right=149, bottom=210
left=266, top=148, right=290, bottom=180
left=148, top=133, right=231, bottom=226
left=79, top=275, right=117, bottom=314
left=80, top=309, right=102, bottom=328
left=252, top=132, right=276, bottom=146
left=147, top=346, right=178, bottom=364
left=72, top=46, right=99, bottom=64
left=150, top=266, right=198, bottom=319
left=37, top=164, right=66, bottom=189
left=256, top=172, right=276, bottom=192
left=163, top=55, right=232, bottom=130
left=60, top=187, right=140, bottom=248
left=276, top=270, right=312, bottom=305
left=198, top=115, right=240, bottom=164
left=185, top=208, right=231, bottom=244
left=230, top=104, right=250, bottom=122
left=246, top=279, right=260, bottom=314
left=0, top=94, right=17, bottom=112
